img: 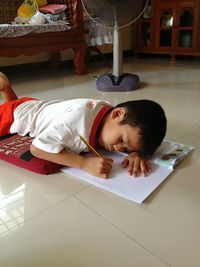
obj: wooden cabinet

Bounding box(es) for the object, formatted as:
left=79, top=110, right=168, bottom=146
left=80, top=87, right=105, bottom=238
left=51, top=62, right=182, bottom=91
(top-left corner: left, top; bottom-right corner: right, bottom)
left=135, top=0, right=200, bottom=60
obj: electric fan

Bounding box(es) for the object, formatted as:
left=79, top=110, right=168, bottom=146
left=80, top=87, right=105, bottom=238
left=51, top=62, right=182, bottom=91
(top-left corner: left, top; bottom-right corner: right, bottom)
left=81, top=0, right=149, bottom=91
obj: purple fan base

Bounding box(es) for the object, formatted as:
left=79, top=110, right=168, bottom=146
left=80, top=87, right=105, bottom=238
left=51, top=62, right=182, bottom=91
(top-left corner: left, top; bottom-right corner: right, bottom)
left=96, top=73, right=140, bottom=92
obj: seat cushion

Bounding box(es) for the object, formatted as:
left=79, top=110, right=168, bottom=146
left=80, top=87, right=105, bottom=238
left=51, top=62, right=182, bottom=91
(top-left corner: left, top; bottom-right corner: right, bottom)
left=0, top=134, right=62, bottom=174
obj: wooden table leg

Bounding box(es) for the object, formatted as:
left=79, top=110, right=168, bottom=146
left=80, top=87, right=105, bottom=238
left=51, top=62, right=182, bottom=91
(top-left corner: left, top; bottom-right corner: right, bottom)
left=73, top=42, right=88, bottom=75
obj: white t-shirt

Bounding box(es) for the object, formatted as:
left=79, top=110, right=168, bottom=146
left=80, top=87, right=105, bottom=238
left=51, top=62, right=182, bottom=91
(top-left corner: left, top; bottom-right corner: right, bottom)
left=10, top=98, right=112, bottom=154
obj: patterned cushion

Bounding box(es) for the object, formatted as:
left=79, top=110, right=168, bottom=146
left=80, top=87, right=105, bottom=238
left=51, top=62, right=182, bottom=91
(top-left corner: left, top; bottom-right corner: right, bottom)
left=0, top=24, right=71, bottom=38
left=0, top=134, right=62, bottom=174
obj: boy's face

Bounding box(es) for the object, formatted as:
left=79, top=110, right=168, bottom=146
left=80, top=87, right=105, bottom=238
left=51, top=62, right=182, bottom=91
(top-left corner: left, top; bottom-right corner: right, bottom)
left=98, top=108, right=142, bottom=153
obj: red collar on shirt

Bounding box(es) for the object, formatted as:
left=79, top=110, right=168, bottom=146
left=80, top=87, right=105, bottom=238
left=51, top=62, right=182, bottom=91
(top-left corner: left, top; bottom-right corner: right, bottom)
left=89, top=105, right=112, bottom=148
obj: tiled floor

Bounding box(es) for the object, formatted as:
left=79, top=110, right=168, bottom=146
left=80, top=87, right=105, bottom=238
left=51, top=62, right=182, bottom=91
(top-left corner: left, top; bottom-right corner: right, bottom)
left=0, top=57, right=200, bottom=267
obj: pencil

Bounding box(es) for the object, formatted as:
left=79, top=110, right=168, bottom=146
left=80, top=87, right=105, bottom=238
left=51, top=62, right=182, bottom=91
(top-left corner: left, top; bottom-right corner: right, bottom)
left=79, top=135, right=102, bottom=158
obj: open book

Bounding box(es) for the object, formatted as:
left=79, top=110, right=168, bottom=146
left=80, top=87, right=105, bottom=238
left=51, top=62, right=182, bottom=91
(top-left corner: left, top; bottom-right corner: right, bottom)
left=62, top=140, right=194, bottom=204
left=151, top=140, right=194, bottom=170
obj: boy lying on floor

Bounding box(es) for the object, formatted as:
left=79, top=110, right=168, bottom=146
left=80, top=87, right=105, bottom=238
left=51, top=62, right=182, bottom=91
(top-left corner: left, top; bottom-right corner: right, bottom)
left=0, top=72, right=167, bottom=178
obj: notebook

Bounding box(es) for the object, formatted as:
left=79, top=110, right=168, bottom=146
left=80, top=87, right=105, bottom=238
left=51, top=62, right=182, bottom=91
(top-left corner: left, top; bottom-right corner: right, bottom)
left=62, top=140, right=194, bottom=204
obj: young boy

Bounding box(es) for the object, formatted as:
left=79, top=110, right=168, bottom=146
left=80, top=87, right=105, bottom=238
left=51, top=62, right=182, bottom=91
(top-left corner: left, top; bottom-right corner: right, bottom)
left=0, top=72, right=167, bottom=178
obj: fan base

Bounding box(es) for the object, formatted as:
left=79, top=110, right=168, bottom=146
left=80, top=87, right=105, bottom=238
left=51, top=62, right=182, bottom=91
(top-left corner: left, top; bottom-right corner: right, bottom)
left=96, top=73, right=139, bottom=92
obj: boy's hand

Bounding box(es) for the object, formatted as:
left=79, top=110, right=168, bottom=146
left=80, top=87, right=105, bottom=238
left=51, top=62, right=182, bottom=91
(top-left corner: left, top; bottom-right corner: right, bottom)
left=81, top=156, right=113, bottom=179
left=121, top=152, right=152, bottom=177
left=30, top=145, right=113, bottom=178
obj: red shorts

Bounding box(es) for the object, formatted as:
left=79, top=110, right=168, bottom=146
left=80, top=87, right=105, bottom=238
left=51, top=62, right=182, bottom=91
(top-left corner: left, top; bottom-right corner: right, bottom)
left=0, top=97, right=37, bottom=136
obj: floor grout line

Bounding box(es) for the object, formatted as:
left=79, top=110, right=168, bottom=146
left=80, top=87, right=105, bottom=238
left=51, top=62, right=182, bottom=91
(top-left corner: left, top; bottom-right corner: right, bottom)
left=74, top=196, right=172, bottom=267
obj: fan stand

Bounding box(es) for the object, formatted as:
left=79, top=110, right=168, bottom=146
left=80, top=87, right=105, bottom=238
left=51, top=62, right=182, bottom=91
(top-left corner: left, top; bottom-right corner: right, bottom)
left=96, top=22, right=139, bottom=92
left=96, top=73, right=139, bottom=92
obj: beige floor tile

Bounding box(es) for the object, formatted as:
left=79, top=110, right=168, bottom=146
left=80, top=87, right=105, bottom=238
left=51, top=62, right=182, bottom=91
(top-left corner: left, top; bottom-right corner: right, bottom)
left=0, top=197, right=169, bottom=267
left=75, top=161, right=200, bottom=267
left=1, top=57, right=200, bottom=267
left=47, top=172, right=90, bottom=194
left=0, top=161, right=69, bottom=234
left=190, top=127, right=200, bottom=137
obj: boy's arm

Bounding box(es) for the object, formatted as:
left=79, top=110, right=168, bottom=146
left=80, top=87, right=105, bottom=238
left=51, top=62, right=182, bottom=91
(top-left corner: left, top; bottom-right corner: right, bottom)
left=30, top=144, right=113, bottom=179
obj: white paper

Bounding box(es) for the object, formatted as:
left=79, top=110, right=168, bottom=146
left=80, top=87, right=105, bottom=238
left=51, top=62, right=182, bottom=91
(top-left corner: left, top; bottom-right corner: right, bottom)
left=61, top=151, right=173, bottom=204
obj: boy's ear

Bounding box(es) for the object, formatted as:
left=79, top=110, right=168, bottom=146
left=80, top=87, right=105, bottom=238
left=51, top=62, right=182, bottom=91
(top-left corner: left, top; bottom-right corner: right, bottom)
left=111, top=107, right=126, bottom=120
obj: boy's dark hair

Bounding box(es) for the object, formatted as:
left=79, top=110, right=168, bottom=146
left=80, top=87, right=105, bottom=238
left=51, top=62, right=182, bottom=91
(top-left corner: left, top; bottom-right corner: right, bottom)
left=115, top=100, right=167, bottom=156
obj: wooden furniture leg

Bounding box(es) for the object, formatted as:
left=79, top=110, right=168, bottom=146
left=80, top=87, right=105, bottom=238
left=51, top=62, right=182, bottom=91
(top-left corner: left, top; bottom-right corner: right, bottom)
left=73, top=42, right=88, bottom=75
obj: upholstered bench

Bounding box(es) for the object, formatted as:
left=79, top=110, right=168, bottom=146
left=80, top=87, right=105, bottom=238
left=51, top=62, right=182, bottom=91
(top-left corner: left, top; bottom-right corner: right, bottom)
left=0, top=0, right=87, bottom=74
